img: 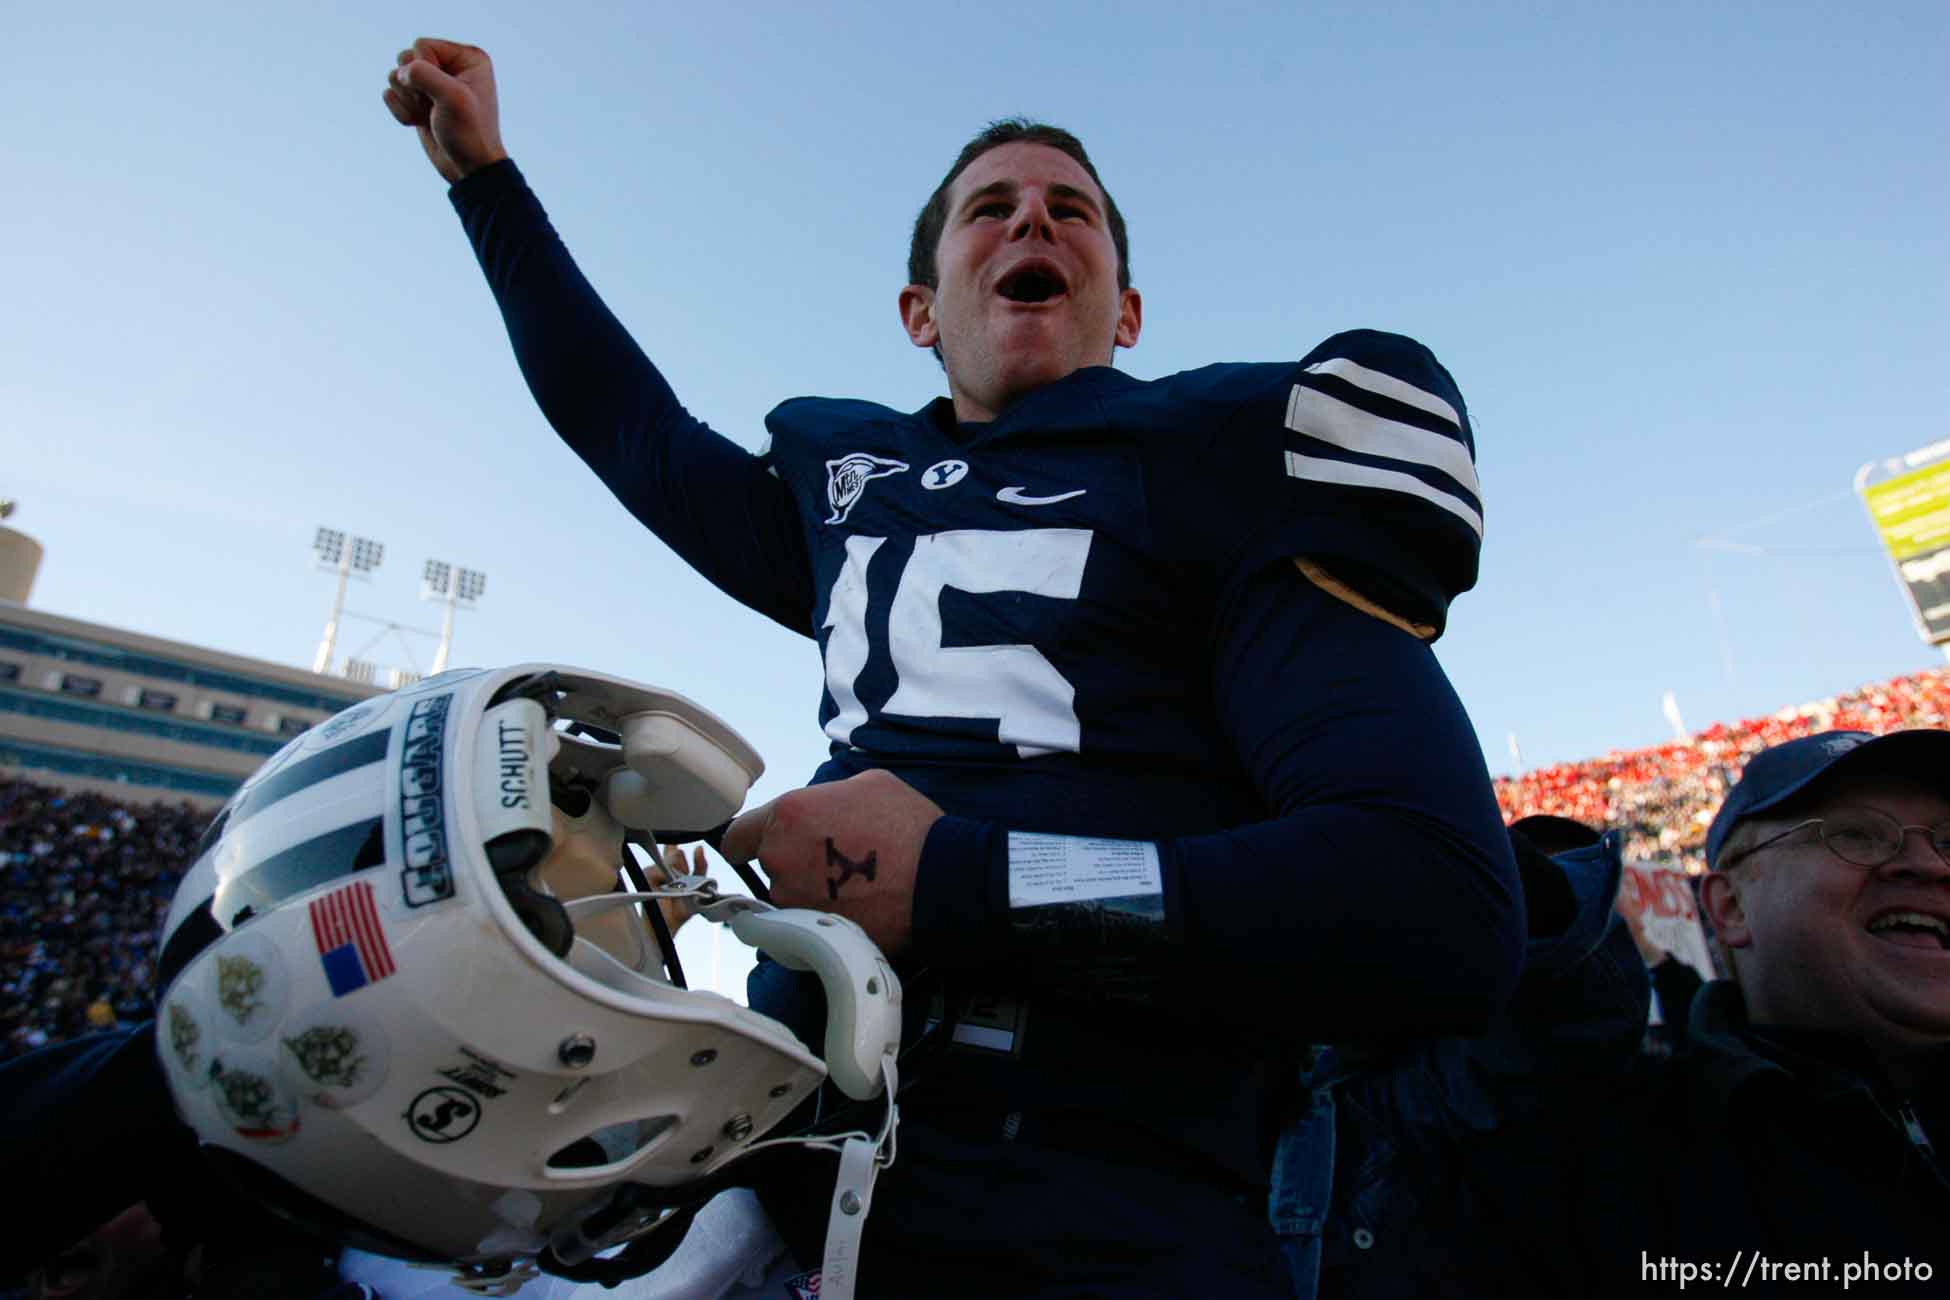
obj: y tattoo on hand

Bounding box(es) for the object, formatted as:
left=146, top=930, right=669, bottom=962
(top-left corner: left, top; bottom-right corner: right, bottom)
left=824, top=837, right=878, bottom=900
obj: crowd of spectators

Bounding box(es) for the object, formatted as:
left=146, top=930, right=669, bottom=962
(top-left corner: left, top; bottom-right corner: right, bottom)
left=2, top=667, right=1946, bottom=1063
left=1496, top=666, right=1950, bottom=874
left=1, top=779, right=207, bottom=1060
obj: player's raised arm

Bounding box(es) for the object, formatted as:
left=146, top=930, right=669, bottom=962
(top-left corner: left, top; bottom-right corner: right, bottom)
left=380, top=38, right=812, bottom=633
left=381, top=38, right=508, bottom=185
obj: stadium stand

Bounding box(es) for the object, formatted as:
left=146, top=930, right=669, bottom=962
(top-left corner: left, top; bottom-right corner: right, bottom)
left=1496, top=666, right=1950, bottom=875
left=1, top=778, right=203, bottom=1059
left=2, top=667, right=1945, bottom=1062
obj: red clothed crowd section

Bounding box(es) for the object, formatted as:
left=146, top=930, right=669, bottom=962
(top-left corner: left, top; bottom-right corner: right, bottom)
left=1496, top=667, right=1950, bottom=875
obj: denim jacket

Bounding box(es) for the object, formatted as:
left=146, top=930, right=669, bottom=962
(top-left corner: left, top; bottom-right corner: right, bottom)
left=1269, top=830, right=1651, bottom=1298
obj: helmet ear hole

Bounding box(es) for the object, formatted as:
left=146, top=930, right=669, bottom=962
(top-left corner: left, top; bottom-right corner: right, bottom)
left=546, top=1137, right=611, bottom=1169
left=544, top=1115, right=680, bottom=1174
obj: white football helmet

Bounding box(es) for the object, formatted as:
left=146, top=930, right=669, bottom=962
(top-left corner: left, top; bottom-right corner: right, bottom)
left=155, top=665, right=900, bottom=1296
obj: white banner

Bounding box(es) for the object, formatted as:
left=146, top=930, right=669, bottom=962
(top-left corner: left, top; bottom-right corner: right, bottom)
left=1619, top=862, right=1716, bottom=982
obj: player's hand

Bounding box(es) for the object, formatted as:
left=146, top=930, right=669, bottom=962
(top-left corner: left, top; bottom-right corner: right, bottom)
left=719, top=769, right=943, bottom=958
left=382, top=38, right=508, bottom=184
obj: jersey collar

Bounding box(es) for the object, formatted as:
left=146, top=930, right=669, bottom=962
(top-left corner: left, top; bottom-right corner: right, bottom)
left=921, top=366, right=1141, bottom=445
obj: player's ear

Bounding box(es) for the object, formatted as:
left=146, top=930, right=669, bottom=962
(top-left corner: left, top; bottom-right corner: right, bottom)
left=899, top=285, right=938, bottom=349
left=1114, top=286, right=1142, bottom=350
left=1699, top=872, right=1753, bottom=950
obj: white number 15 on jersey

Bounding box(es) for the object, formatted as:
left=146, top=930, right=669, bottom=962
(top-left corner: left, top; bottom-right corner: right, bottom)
left=821, top=528, right=1091, bottom=759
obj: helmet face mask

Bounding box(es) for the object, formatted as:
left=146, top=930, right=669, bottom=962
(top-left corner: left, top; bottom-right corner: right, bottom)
left=155, top=666, right=900, bottom=1284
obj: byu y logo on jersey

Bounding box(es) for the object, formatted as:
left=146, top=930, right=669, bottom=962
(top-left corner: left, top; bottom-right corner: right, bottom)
left=825, top=453, right=909, bottom=524
left=922, top=459, right=969, bottom=489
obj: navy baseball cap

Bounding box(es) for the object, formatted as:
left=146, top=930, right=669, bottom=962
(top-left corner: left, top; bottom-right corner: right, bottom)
left=1704, top=729, right=1950, bottom=869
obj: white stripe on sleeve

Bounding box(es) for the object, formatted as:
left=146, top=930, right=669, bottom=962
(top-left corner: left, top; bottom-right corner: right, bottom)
left=1302, top=356, right=1462, bottom=429
left=1285, top=384, right=1481, bottom=499
left=1283, top=450, right=1485, bottom=538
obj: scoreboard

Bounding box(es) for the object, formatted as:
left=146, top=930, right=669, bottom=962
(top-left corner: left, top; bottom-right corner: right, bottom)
left=1857, top=440, right=1950, bottom=645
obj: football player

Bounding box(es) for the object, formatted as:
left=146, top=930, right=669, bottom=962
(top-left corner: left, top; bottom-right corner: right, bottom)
left=386, top=39, right=1524, bottom=1297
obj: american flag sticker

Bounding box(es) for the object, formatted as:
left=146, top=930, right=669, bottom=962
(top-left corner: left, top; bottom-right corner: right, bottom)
left=310, top=880, right=396, bottom=997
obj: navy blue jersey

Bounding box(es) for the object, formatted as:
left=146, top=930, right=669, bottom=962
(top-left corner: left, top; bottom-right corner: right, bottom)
left=454, top=161, right=1521, bottom=1183
left=763, top=343, right=1479, bottom=789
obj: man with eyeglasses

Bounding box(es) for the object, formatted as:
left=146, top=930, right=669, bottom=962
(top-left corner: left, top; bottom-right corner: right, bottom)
left=1409, top=730, right=1950, bottom=1298
left=1700, top=730, right=1950, bottom=1097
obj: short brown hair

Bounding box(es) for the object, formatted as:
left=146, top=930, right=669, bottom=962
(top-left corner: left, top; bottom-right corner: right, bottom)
left=907, top=118, right=1131, bottom=294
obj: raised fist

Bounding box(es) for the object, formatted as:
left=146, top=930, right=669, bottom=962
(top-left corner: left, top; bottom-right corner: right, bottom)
left=382, top=38, right=508, bottom=184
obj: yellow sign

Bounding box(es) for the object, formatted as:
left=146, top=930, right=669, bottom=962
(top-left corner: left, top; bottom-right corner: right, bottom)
left=1861, top=459, right=1950, bottom=560
left=1861, top=449, right=1950, bottom=644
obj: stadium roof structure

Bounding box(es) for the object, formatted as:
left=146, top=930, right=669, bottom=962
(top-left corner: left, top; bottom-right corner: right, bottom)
left=0, top=600, right=384, bottom=808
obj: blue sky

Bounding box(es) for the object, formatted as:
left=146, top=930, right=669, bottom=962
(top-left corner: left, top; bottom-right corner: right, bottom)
left=7, top=0, right=1946, bottom=799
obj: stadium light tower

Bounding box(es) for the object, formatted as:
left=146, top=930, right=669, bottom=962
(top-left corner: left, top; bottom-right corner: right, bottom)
left=312, top=528, right=385, bottom=674
left=422, top=559, right=487, bottom=674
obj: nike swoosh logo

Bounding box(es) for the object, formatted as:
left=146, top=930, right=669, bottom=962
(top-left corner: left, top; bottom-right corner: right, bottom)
left=996, top=487, right=1087, bottom=506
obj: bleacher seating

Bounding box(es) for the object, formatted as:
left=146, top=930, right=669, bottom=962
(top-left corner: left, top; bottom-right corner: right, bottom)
left=3, top=666, right=1946, bottom=1059
left=1496, top=667, right=1950, bottom=874
left=1, top=779, right=204, bottom=1058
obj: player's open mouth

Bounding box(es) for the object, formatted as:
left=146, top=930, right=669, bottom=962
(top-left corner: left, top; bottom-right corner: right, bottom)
left=1866, top=909, right=1950, bottom=952
left=995, top=261, right=1069, bottom=305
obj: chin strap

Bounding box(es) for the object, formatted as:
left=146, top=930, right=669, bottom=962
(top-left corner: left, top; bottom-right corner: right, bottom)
left=724, top=1053, right=898, bottom=1300
left=820, top=1133, right=880, bottom=1299
left=816, top=1057, right=898, bottom=1300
